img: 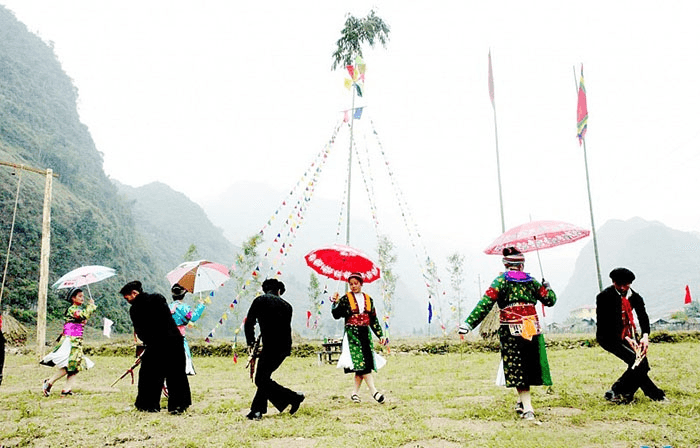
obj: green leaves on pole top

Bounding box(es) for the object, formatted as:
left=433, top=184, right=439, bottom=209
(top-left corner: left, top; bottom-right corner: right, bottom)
left=331, top=9, right=390, bottom=70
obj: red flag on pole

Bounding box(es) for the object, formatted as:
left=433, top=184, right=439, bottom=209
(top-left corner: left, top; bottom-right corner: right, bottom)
left=488, top=50, right=495, bottom=108
left=576, top=64, right=588, bottom=145
left=685, top=285, right=692, bottom=304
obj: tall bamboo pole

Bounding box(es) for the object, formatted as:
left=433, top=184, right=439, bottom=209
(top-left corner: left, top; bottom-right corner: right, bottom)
left=346, top=89, right=356, bottom=246
left=492, top=102, right=505, bottom=233
left=490, top=51, right=506, bottom=233
left=573, top=66, right=603, bottom=292
left=36, top=168, right=53, bottom=358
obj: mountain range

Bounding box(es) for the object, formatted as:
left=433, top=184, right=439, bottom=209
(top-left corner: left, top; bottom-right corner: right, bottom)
left=555, top=217, right=700, bottom=322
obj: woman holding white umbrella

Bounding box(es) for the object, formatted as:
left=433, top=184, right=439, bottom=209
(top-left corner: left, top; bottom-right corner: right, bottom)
left=40, top=288, right=97, bottom=396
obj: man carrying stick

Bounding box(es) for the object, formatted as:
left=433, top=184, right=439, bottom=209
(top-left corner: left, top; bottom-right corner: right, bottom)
left=244, top=278, right=304, bottom=420
left=596, top=268, right=668, bottom=404
left=120, top=280, right=191, bottom=414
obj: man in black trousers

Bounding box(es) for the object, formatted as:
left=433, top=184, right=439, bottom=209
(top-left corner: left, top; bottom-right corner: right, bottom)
left=120, top=280, right=191, bottom=414
left=244, top=278, right=304, bottom=420
left=596, top=268, right=667, bottom=404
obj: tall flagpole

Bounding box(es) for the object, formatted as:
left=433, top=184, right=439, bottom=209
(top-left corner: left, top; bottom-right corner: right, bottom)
left=574, top=65, right=603, bottom=292
left=346, top=86, right=355, bottom=246
left=489, top=50, right=506, bottom=233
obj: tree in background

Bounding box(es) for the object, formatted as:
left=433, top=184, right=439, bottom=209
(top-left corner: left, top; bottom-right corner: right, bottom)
left=377, top=234, right=398, bottom=343
left=685, top=301, right=700, bottom=319
left=447, top=252, right=465, bottom=334
left=306, top=272, right=323, bottom=339
left=331, top=10, right=390, bottom=70
left=232, top=234, right=262, bottom=316
left=206, top=233, right=262, bottom=339
left=425, top=256, right=445, bottom=337
left=182, top=243, right=200, bottom=262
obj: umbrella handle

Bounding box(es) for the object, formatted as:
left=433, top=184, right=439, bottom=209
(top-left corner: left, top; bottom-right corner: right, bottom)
left=533, top=235, right=545, bottom=280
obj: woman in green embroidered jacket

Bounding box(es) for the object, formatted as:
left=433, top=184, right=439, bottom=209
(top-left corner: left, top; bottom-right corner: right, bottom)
left=40, top=288, right=97, bottom=396
left=331, top=273, right=387, bottom=404
left=459, top=247, right=556, bottom=422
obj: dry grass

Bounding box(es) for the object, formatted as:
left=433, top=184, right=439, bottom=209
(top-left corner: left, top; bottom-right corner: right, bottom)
left=1, top=340, right=698, bottom=447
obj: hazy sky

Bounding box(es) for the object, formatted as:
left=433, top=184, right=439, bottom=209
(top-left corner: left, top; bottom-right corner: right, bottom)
left=3, top=1, right=700, bottom=299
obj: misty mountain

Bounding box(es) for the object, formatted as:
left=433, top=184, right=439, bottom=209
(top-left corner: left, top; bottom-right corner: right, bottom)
left=555, top=217, right=700, bottom=322
left=115, top=181, right=238, bottom=274
left=0, top=6, right=165, bottom=330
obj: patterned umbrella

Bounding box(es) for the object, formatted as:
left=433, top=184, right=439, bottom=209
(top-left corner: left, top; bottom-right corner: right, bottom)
left=166, top=260, right=230, bottom=293
left=483, top=220, right=590, bottom=255
left=304, top=244, right=380, bottom=284
left=52, top=265, right=117, bottom=289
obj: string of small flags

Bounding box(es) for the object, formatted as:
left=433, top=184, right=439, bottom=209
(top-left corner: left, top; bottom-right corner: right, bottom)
left=369, top=118, right=449, bottom=327
left=205, top=121, right=342, bottom=342
left=350, top=118, right=393, bottom=342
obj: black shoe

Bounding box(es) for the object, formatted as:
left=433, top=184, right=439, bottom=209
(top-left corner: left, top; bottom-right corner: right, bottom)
left=604, top=390, right=615, bottom=401
left=169, top=407, right=187, bottom=415
left=605, top=390, right=632, bottom=404
left=246, top=411, right=262, bottom=420
left=289, top=392, right=305, bottom=415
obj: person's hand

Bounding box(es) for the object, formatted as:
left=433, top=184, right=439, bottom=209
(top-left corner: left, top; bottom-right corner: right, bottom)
left=541, top=279, right=551, bottom=291
left=458, top=324, right=471, bottom=335
left=379, top=337, right=387, bottom=346
left=639, top=333, right=649, bottom=356
left=248, top=345, right=256, bottom=357
left=330, top=292, right=340, bottom=303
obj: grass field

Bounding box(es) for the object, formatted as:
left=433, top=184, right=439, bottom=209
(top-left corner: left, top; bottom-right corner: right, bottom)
left=1, top=340, right=698, bottom=447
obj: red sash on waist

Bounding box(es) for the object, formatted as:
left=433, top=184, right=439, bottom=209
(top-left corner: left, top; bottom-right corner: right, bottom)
left=347, top=313, right=370, bottom=326
left=500, top=303, right=537, bottom=324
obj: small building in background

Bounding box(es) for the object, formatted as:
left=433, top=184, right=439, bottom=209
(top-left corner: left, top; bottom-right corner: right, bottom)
left=570, top=305, right=596, bottom=320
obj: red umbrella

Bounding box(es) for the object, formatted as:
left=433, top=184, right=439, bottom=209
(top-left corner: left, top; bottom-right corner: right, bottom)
left=304, top=244, right=380, bottom=283
left=484, top=220, right=590, bottom=255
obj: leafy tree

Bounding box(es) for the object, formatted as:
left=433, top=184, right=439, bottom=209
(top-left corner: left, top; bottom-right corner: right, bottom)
left=182, top=244, right=200, bottom=262
left=447, top=252, right=465, bottom=333
left=685, top=301, right=700, bottom=318
left=307, top=272, right=323, bottom=338
left=670, top=310, right=688, bottom=322
left=331, top=10, right=390, bottom=70
left=425, top=256, right=445, bottom=337
left=377, top=234, right=397, bottom=342
left=229, top=234, right=263, bottom=325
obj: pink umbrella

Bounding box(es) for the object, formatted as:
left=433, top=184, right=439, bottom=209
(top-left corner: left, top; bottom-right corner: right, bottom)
left=484, top=220, right=590, bottom=255
left=304, top=244, right=380, bottom=284
left=166, top=260, right=230, bottom=293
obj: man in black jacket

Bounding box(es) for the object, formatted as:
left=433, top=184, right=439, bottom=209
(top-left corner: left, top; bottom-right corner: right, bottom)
left=244, top=278, right=304, bottom=420
left=596, top=268, right=667, bottom=404
left=120, top=280, right=191, bottom=414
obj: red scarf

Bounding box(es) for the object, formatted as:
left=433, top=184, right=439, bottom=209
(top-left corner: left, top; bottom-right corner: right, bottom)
left=620, top=295, right=637, bottom=340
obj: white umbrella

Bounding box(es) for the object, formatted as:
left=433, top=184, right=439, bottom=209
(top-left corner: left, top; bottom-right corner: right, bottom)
left=166, top=260, right=230, bottom=294
left=52, top=265, right=117, bottom=299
